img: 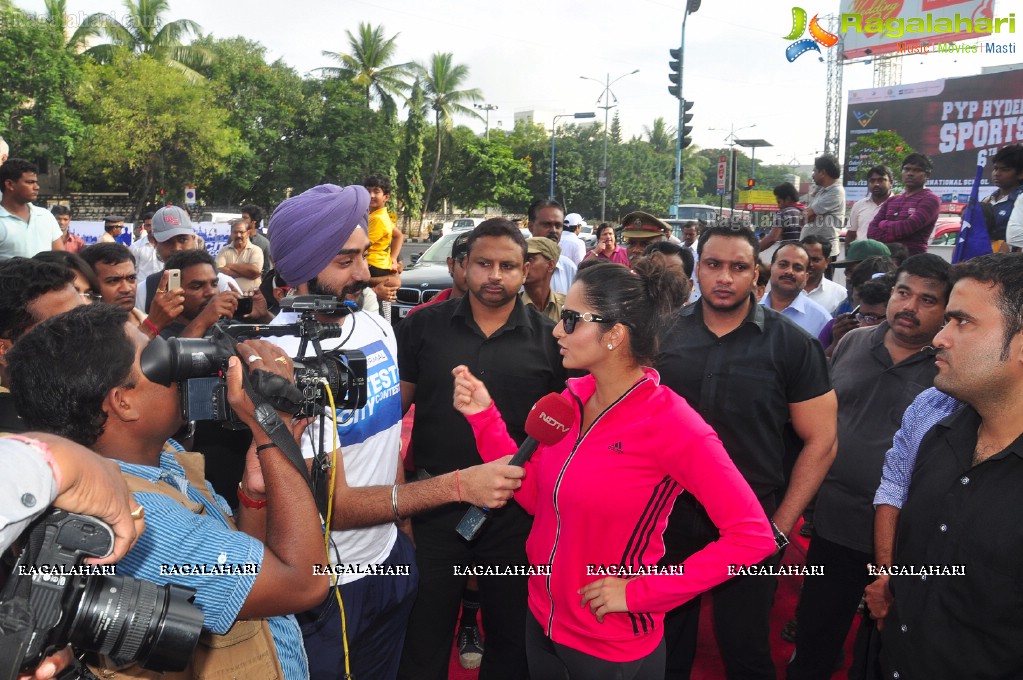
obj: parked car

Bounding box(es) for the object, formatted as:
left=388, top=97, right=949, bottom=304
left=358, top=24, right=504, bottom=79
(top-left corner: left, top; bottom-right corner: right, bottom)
left=929, top=214, right=961, bottom=246
left=577, top=224, right=597, bottom=249
left=393, top=232, right=460, bottom=323
left=451, top=217, right=485, bottom=232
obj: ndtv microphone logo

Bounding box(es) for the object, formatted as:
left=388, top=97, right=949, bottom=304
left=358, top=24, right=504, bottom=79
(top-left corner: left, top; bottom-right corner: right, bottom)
left=539, top=411, right=570, bottom=433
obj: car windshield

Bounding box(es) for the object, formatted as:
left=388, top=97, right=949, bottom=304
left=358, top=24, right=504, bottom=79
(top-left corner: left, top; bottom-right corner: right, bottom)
left=417, top=232, right=460, bottom=265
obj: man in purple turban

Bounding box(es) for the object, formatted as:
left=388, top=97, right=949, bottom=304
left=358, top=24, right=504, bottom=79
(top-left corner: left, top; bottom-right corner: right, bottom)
left=267, top=185, right=525, bottom=680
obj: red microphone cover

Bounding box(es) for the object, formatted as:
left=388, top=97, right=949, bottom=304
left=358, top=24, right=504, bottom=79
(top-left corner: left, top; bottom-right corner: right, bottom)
left=524, top=393, right=576, bottom=445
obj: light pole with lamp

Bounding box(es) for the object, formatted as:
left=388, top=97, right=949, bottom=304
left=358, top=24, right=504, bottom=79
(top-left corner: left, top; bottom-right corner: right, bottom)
left=474, top=103, right=498, bottom=140
left=550, top=111, right=596, bottom=200
left=581, top=70, right=639, bottom=222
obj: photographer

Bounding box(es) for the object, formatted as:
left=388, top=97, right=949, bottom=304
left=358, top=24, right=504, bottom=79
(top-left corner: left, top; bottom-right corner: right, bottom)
left=8, top=304, right=328, bottom=679
left=268, top=184, right=526, bottom=680
left=1, top=433, right=143, bottom=558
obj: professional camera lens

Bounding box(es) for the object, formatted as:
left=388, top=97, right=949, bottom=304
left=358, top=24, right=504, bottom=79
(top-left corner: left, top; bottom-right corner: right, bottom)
left=65, top=576, right=202, bottom=670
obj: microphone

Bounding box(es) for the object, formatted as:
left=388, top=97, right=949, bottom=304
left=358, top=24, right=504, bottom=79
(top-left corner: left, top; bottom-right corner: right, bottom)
left=456, top=392, right=576, bottom=541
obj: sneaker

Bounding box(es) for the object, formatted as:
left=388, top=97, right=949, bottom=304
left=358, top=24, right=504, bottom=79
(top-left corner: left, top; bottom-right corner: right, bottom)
left=458, top=625, right=484, bottom=670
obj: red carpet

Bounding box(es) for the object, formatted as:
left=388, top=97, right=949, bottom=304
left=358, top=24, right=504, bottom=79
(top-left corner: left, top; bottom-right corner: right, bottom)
left=400, top=409, right=858, bottom=679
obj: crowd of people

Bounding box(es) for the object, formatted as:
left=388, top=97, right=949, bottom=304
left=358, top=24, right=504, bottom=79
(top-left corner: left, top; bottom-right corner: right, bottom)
left=3, top=141, right=1023, bottom=680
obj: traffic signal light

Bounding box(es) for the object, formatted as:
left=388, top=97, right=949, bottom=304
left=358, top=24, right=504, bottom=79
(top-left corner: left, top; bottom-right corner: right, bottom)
left=747, top=178, right=756, bottom=188
left=681, top=100, right=694, bottom=149
left=668, top=48, right=681, bottom=99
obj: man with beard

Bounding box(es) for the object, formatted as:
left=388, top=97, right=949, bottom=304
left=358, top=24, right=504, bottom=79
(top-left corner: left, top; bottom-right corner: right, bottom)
left=656, top=224, right=837, bottom=680
left=760, top=242, right=832, bottom=338
left=397, top=218, right=566, bottom=680
left=846, top=165, right=893, bottom=248
left=267, top=186, right=527, bottom=680
left=788, top=254, right=950, bottom=679
left=879, top=253, right=1023, bottom=679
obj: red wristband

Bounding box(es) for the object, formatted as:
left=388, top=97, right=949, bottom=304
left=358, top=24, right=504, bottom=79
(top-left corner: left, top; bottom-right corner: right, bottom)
left=142, top=318, right=160, bottom=337
left=237, top=483, right=267, bottom=509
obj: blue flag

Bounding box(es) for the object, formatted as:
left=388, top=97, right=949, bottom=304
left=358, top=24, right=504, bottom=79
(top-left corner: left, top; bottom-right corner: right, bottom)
left=952, top=164, right=992, bottom=263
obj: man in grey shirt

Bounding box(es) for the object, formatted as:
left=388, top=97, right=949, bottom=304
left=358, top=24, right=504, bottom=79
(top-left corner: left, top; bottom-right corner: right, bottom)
left=803, top=154, right=845, bottom=257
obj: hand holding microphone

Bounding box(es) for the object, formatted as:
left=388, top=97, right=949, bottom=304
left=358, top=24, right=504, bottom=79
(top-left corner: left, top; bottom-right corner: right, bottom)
left=452, top=366, right=576, bottom=540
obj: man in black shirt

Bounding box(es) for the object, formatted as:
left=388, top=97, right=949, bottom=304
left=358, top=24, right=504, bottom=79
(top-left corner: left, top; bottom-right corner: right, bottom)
left=657, top=224, right=837, bottom=680
left=397, top=218, right=566, bottom=680
left=881, top=253, right=1023, bottom=679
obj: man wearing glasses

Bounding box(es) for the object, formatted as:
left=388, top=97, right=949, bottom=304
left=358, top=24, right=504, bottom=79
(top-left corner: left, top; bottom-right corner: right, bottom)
left=656, top=223, right=837, bottom=680
left=526, top=199, right=576, bottom=294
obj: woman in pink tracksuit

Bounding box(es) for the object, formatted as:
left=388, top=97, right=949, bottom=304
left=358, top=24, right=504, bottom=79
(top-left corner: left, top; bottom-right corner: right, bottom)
left=453, top=259, right=775, bottom=679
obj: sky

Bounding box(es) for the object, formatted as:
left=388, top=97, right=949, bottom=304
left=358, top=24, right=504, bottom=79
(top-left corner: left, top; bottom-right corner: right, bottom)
left=16, top=0, right=1023, bottom=171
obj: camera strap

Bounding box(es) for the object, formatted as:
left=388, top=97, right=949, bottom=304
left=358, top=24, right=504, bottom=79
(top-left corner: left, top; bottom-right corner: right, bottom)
left=243, top=376, right=316, bottom=496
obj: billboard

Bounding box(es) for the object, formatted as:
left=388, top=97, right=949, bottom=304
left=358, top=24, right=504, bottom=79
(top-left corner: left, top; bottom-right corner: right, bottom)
left=844, top=68, right=1023, bottom=204
left=839, top=0, right=1002, bottom=59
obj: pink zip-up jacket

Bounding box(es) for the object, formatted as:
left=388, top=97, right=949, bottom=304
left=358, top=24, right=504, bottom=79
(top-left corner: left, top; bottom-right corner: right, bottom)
left=466, top=367, right=774, bottom=662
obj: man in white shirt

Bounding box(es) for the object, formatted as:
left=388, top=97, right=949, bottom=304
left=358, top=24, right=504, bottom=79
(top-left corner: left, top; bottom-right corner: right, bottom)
left=129, top=211, right=162, bottom=280
left=560, top=213, right=587, bottom=265
left=800, top=235, right=848, bottom=315
left=846, top=165, right=893, bottom=249
left=527, top=199, right=577, bottom=294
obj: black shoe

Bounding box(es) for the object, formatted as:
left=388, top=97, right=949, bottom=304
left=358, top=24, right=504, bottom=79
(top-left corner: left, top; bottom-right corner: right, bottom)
left=458, top=625, right=484, bottom=670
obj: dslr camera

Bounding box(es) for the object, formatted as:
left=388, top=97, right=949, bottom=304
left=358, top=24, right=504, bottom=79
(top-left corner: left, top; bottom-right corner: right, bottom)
left=0, top=509, right=202, bottom=680
left=140, top=295, right=368, bottom=425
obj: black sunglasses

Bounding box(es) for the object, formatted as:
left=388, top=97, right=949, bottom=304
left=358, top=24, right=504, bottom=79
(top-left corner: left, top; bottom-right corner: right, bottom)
left=560, top=309, right=618, bottom=334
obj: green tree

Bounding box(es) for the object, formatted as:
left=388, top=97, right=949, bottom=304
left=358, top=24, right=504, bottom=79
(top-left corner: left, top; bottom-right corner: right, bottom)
left=446, top=135, right=530, bottom=210
left=847, top=130, right=914, bottom=181
left=396, top=79, right=426, bottom=232
left=320, top=22, right=413, bottom=119
left=194, top=35, right=306, bottom=207
left=644, top=117, right=676, bottom=155
left=610, top=111, right=622, bottom=145
left=0, top=5, right=85, bottom=168
left=419, top=52, right=482, bottom=213
left=71, top=54, right=240, bottom=214
left=44, top=0, right=103, bottom=52
left=285, top=76, right=398, bottom=192
left=83, top=0, right=211, bottom=83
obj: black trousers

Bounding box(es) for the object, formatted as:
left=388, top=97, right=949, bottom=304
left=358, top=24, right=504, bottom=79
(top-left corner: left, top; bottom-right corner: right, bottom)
left=663, top=549, right=784, bottom=680
left=397, top=501, right=532, bottom=680
left=525, top=613, right=666, bottom=680
left=787, top=533, right=872, bottom=680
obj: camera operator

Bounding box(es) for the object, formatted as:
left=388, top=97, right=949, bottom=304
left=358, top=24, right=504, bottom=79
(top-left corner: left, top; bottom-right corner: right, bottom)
left=8, top=304, right=328, bottom=679
left=0, top=258, right=86, bottom=432
left=267, top=184, right=526, bottom=680
left=1, top=432, right=142, bottom=558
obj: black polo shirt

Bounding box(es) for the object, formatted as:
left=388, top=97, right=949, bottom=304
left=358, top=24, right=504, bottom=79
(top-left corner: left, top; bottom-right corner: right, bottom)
left=814, top=322, right=938, bottom=554
left=397, top=294, right=566, bottom=473
left=656, top=297, right=832, bottom=507
left=881, top=406, right=1023, bottom=680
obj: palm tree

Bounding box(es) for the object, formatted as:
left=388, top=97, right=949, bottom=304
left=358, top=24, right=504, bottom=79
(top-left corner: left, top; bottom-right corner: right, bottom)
left=644, top=117, right=676, bottom=155
left=420, top=53, right=482, bottom=213
left=83, top=0, right=211, bottom=83
left=44, top=0, right=103, bottom=52
left=320, top=22, right=414, bottom=117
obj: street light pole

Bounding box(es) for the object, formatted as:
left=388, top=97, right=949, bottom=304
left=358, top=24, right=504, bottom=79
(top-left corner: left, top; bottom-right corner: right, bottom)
left=581, top=70, right=639, bottom=223
left=550, top=111, right=597, bottom=200
left=709, top=123, right=755, bottom=214
left=474, top=103, right=498, bottom=140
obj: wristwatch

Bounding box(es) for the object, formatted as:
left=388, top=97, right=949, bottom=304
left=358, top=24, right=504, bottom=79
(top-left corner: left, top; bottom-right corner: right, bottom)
left=770, top=520, right=790, bottom=551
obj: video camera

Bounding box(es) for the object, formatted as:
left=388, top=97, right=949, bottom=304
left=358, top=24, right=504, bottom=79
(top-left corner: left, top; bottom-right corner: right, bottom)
left=140, top=295, right=368, bottom=426
left=0, top=509, right=202, bottom=680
